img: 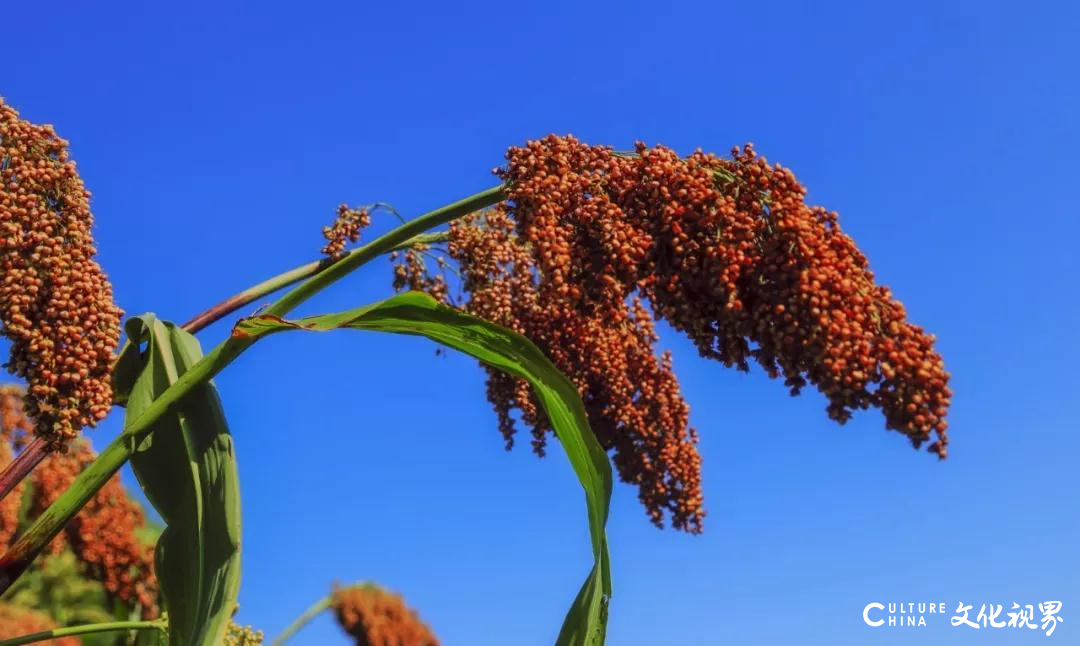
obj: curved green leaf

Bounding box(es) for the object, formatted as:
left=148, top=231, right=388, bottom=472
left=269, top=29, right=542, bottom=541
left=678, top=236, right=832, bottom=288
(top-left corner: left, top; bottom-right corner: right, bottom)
left=114, top=315, right=242, bottom=646
left=234, top=291, right=613, bottom=646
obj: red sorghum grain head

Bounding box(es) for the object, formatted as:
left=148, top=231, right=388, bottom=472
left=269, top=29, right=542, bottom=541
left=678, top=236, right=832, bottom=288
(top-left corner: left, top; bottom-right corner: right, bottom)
left=31, top=438, right=158, bottom=617
left=0, top=98, right=123, bottom=449
left=331, top=584, right=439, bottom=646
left=0, top=601, right=80, bottom=645
left=394, top=135, right=951, bottom=532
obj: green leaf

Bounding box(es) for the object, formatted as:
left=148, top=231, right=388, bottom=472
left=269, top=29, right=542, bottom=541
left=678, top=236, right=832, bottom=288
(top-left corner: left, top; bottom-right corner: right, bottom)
left=234, top=291, right=613, bottom=645
left=115, top=315, right=242, bottom=646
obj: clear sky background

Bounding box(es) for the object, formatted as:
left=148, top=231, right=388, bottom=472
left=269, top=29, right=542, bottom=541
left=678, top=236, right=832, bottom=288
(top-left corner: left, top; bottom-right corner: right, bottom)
left=3, top=2, right=1077, bottom=644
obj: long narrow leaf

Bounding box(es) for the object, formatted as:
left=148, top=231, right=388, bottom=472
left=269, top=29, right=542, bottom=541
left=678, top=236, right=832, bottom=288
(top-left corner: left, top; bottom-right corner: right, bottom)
left=114, top=315, right=242, bottom=646
left=234, top=291, right=613, bottom=645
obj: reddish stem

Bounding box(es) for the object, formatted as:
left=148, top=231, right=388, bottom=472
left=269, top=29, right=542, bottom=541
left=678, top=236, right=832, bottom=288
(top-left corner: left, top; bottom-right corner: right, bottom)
left=181, top=231, right=448, bottom=334
left=182, top=258, right=333, bottom=333
left=0, top=437, right=46, bottom=504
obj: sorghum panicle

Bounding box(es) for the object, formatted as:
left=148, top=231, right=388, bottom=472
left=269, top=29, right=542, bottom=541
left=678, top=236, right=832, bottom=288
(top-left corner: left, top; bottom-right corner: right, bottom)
left=331, top=584, right=439, bottom=646
left=394, top=135, right=951, bottom=533
left=0, top=98, right=123, bottom=449
left=501, top=136, right=952, bottom=463
left=30, top=438, right=158, bottom=616
left=626, top=142, right=950, bottom=452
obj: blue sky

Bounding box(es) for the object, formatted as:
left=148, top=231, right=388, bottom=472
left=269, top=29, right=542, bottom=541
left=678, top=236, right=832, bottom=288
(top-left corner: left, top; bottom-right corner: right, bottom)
left=3, top=1, right=1078, bottom=644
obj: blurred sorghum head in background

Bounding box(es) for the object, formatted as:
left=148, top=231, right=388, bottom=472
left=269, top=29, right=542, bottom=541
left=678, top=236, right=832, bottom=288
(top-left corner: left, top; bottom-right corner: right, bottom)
left=28, top=437, right=158, bottom=617
left=0, top=601, right=80, bottom=645
left=331, top=583, right=439, bottom=646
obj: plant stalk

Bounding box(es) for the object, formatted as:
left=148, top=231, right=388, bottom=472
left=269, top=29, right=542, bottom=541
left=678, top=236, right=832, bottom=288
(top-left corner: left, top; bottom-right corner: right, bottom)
left=270, top=594, right=334, bottom=645
left=0, top=619, right=167, bottom=646
left=182, top=257, right=331, bottom=333
left=0, top=185, right=505, bottom=594
left=0, top=437, right=45, bottom=504
left=183, top=230, right=453, bottom=333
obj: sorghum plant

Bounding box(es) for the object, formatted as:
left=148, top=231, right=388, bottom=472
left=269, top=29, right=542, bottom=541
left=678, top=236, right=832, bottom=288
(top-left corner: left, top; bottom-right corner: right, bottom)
left=271, top=583, right=438, bottom=646
left=0, top=95, right=950, bottom=645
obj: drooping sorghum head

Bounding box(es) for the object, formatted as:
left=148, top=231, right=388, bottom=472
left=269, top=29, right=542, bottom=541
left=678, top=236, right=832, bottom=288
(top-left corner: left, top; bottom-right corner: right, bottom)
left=620, top=141, right=951, bottom=455
left=0, top=98, right=123, bottom=449
left=0, top=601, right=80, bottom=645
left=331, top=584, right=439, bottom=646
left=30, top=438, right=158, bottom=617
left=394, top=135, right=951, bottom=533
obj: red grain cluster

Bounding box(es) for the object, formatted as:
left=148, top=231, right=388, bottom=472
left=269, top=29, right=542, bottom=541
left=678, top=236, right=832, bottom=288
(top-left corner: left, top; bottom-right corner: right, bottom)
left=321, top=204, right=372, bottom=257
left=395, top=135, right=951, bottom=532
left=30, top=439, right=157, bottom=616
left=331, top=584, right=439, bottom=646
left=0, top=601, right=80, bottom=645
left=624, top=142, right=951, bottom=454
left=0, top=98, right=123, bottom=449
